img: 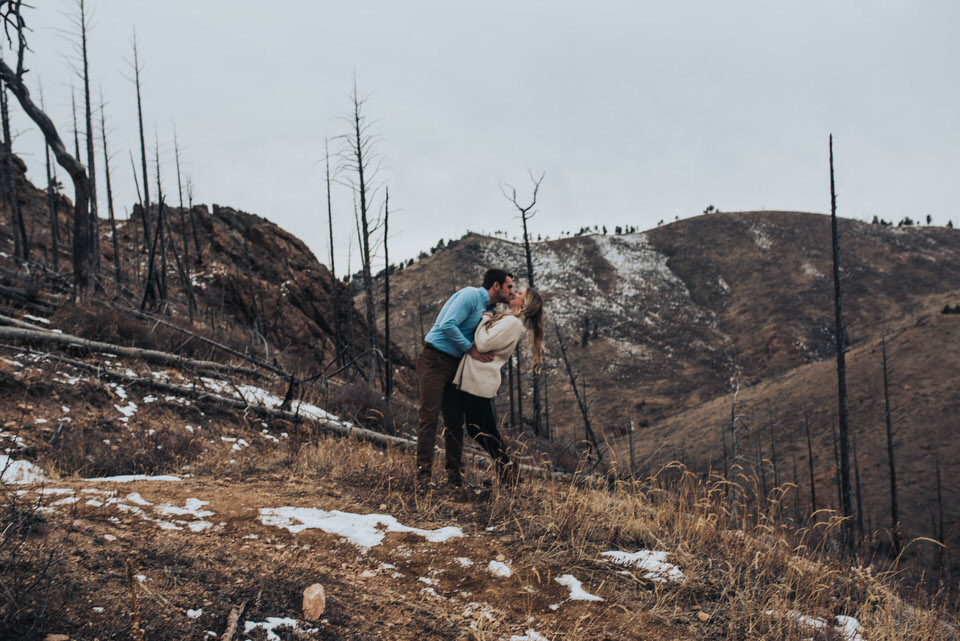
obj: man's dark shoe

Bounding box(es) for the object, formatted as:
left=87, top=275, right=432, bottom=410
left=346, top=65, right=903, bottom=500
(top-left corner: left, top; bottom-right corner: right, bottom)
left=448, top=473, right=465, bottom=488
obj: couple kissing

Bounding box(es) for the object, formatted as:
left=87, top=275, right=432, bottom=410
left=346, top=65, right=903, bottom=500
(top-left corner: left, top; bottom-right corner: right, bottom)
left=415, top=268, right=544, bottom=491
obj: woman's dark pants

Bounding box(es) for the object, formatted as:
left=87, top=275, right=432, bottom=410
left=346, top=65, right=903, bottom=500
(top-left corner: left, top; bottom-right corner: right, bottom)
left=460, top=391, right=510, bottom=470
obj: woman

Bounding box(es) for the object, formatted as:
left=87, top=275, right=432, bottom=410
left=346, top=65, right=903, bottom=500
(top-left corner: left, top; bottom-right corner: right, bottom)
left=453, top=287, right=545, bottom=485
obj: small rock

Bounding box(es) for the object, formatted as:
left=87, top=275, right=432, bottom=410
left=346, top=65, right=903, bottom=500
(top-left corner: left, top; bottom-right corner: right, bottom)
left=302, top=583, right=326, bottom=621
left=697, top=611, right=711, bottom=622
left=44, top=635, right=70, bottom=641
left=103, top=534, right=117, bottom=542
left=495, top=554, right=506, bottom=562
left=379, top=503, right=387, bottom=510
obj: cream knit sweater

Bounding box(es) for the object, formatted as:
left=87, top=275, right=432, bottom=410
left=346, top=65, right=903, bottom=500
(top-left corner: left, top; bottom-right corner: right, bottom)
left=453, top=315, right=525, bottom=398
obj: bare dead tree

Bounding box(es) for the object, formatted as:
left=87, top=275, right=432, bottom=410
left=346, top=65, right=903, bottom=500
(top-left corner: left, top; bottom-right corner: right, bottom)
left=804, top=411, right=818, bottom=515
left=501, top=170, right=545, bottom=435
left=383, top=186, right=392, bottom=397
left=40, top=88, right=60, bottom=271
left=0, top=4, right=93, bottom=298
left=98, top=89, right=121, bottom=287
left=0, top=72, right=27, bottom=260
left=338, top=79, right=382, bottom=386
left=829, top=134, right=854, bottom=552
left=124, top=32, right=163, bottom=304
left=185, top=173, right=201, bottom=266
left=516, top=345, right=524, bottom=429
left=853, top=431, right=864, bottom=545
left=881, top=333, right=901, bottom=555
left=74, top=0, right=99, bottom=277
left=553, top=318, right=601, bottom=462
left=172, top=124, right=191, bottom=274
left=324, top=138, right=343, bottom=366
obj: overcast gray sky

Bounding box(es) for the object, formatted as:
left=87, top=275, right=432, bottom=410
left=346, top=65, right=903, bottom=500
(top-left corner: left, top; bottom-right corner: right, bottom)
left=8, top=1, right=960, bottom=275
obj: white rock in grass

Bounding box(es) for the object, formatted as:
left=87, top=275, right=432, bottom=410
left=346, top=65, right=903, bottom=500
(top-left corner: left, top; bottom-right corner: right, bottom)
left=554, top=574, right=603, bottom=601
left=302, top=583, right=326, bottom=620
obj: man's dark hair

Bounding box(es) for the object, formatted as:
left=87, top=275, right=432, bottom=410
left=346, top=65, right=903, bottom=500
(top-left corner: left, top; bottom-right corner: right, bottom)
left=482, top=268, right=513, bottom=290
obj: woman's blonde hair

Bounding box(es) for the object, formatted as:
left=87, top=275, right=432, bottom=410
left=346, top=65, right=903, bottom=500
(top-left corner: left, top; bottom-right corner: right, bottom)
left=483, top=287, right=545, bottom=374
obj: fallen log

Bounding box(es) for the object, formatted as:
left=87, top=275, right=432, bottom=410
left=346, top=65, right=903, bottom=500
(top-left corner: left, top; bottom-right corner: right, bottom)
left=0, top=324, right=269, bottom=380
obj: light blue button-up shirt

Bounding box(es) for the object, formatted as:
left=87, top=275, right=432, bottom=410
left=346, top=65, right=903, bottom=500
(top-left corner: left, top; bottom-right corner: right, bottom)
left=424, top=287, right=494, bottom=357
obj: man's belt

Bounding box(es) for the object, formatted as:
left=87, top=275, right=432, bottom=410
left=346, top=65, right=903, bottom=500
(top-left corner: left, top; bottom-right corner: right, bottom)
left=423, top=342, right=457, bottom=358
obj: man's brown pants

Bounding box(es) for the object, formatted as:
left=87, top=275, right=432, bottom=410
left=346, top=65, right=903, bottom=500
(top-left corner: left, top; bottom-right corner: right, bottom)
left=415, top=346, right=465, bottom=479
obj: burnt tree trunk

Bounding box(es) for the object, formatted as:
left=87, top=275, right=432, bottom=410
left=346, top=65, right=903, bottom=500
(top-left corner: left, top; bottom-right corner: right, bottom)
left=881, top=334, right=901, bottom=555
left=79, top=0, right=100, bottom=278
left=553, top=319, right=601, bottom=462
left=325, top=139, right=343, bottom=366
left=0, top=79, right=27, bottom=260
left=805, top=412, right=818, bottom=515
left=829, top=134, right=854, bottom=552
left=99, top=92, right=122, bottom=287
left=383, top=187, right=392, bottom=397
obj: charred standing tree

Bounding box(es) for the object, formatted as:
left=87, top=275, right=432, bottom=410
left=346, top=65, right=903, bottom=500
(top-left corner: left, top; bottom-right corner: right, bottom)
left=0, top=6, right=93, bottom=298
left=501, top=171, right=545, bottom=435
left=130, top=30, right=158, bottom=297
left=829, top=134, right=855, bottom=552
left=76, top=0, right=100, bottom=277
left=172, top=125, right=192, bottom=277
left=324, top=138, right=343, bottom=366
left=42, top=99, right=60, bottom=271
left=553, top=319, right=601, bottom=463
left=340, top=81, right=382, bottom=387
left=99, top=91, right=122, bottom=287
left=804, top=412, right=818, bottom=515
left=881, top=334, right=901, bottom=555
left=383, top=187, right=392, bottom=397
left=0, top=76, right=27, bottom=260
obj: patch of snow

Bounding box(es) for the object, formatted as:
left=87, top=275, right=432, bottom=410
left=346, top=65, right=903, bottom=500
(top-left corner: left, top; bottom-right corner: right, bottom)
left=187, top=608, right=203, bottom=619
left=143, top=395, right=157, bottom=403
left=243, top=617, right=317, bottom=641
left=555, top=574, right=603, bottom=601
left=510, top=630, right=548, bottom=641
left=601, top=549, right=685, bottom=583
left=155, top=498, right=214, bottom=532
left=84, top=474, right=181, bottom=483
left=487, top=560, right=512, bottom=578
left=455, top=557, right=474, bottom=567
left=258, top=507, right=464, bottom=552
left=765, top=609, right=829, bottom=632
left=24, top=314, right=51, bottom=324
left=114, top=401, right=138, bottom=421
left=1, top=357, right=23, bottom=367
left=61, top=406, right=70, bottom=413
left=801, top=261, right=823, bottom=278
left=93, top=606, right=105, bottom=613
left=125, top=368, right=137, bottom=377
left=35, top=418, right=47, bottom=424
left=418, top=577, right=439, bottom=586
left=0, top=455, right=47, bottom=483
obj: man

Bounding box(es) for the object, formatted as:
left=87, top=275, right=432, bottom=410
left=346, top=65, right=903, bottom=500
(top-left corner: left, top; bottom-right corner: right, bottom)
left=416, top=268, right=514, bottom=487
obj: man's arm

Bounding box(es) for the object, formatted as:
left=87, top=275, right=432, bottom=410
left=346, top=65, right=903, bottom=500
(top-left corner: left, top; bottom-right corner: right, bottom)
left=436, top=290, right=481, bottom=354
